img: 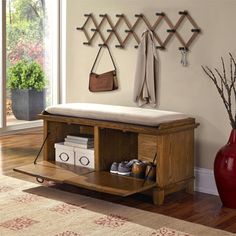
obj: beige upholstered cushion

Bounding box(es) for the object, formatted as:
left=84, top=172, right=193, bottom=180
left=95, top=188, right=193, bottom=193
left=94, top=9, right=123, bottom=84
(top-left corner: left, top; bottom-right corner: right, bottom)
left=45, top=103, right=188, bottom=126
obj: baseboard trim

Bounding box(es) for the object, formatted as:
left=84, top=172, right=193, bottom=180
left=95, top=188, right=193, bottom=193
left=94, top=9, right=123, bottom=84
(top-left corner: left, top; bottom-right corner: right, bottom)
left=194, top=167, right=219, bottom=196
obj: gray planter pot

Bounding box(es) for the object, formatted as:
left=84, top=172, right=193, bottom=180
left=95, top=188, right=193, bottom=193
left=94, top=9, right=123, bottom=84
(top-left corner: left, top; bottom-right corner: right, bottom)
left=11, top=89, right=46, bottom=121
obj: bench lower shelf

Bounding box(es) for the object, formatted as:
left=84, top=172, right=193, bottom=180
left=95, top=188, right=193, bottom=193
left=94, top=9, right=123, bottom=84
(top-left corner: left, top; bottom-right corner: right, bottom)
left=14, top=161, right=156, bottom=197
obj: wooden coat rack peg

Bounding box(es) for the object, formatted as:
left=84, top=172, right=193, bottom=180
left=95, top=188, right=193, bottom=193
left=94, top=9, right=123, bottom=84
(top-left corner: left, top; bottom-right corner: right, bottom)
left=76, top=10, right=201, bottom=51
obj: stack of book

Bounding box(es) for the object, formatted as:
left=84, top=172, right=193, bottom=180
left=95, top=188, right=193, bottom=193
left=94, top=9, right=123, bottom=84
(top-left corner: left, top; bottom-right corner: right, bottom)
left=64, top=134, right=94, bottom=149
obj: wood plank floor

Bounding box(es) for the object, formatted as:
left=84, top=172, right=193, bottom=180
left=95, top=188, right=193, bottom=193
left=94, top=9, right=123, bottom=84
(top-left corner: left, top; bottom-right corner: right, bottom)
left=0, top=132, right=236, bottom=233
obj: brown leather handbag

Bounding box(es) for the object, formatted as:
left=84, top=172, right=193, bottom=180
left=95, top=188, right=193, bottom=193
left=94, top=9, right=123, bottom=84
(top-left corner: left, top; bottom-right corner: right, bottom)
left=89, top=45, right=118, bottom=92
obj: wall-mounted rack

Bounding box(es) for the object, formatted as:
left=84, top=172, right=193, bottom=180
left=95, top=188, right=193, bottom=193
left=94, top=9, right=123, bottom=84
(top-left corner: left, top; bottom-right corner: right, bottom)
left=76, top=10, right=201, bottom=50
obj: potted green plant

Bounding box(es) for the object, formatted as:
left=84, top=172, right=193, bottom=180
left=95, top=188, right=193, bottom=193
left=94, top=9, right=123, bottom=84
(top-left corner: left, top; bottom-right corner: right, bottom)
left=8, top=60, right=46, bottom=121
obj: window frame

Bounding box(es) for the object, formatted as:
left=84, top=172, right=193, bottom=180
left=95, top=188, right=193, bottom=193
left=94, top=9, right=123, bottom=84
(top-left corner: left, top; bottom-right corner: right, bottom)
left=0, top=0, right=62, bottom=135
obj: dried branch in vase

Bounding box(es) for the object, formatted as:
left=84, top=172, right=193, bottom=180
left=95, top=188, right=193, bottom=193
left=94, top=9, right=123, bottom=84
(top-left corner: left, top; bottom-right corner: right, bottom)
left=202, top=53, right=236, bottom=129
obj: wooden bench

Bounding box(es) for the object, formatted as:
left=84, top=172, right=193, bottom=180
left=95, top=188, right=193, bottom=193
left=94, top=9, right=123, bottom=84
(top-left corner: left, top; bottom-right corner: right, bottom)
left=14, top=107, right=199, bottom=205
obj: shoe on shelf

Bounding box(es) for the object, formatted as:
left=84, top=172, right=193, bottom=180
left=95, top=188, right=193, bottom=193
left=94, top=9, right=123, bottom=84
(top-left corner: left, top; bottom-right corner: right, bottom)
left=145, top=163, right=156, bottom=181
left=127, top=159, right=141, bottom=167
left=110, top=162, right=118, bottom=174
left=131, top=161, right=147, bottom=179
left=118, top=161, right=132, bottom=176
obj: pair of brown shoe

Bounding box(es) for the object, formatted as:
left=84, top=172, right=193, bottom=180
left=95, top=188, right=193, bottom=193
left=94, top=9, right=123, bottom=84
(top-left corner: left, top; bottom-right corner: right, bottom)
left=131, top=161, right=156, bottom=181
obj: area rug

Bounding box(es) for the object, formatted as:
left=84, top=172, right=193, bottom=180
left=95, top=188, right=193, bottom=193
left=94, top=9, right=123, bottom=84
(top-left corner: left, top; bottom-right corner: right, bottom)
left=0, top=175, right=234, bottom=236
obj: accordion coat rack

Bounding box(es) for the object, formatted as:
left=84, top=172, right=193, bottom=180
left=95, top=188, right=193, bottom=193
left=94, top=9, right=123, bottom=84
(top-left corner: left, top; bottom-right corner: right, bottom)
left=76, top=10, right=201, bottom=51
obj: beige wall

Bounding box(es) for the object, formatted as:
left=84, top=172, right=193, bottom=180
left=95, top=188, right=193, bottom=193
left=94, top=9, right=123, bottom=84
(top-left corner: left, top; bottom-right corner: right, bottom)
left=65, top=0, right=235, bottom=169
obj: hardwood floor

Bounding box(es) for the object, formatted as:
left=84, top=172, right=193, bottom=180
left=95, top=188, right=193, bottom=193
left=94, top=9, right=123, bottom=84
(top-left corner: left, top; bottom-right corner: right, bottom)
left=0, top=131, right=236, bottom=233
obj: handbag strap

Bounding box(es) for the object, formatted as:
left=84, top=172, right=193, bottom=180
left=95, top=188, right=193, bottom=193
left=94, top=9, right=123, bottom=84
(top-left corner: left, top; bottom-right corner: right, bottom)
left=90, top=45, right=116, bottom=73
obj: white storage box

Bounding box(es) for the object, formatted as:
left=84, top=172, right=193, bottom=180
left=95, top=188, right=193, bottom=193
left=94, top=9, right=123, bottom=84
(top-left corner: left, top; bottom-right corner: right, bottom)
left=54, top=143, right=75, bottom=165
left=74, top=147, right=95, bottom=169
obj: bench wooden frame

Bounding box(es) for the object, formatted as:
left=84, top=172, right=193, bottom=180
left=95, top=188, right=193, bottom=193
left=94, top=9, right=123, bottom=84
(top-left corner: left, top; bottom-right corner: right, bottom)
left=14, top=111, right=199, bottom=205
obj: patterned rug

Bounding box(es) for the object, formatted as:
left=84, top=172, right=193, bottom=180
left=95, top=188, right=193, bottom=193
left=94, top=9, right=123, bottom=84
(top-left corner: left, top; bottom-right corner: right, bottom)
left=0, top=175, right=234, bottom=236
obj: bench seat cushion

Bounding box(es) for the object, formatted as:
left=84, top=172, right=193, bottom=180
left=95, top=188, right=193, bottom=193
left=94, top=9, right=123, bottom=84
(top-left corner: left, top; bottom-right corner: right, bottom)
left=45, top=103, right=188, bottom=127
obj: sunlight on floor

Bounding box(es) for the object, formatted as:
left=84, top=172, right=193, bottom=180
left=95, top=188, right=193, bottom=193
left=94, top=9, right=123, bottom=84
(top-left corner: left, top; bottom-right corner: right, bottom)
left=7, top=115, right=30, bottom=126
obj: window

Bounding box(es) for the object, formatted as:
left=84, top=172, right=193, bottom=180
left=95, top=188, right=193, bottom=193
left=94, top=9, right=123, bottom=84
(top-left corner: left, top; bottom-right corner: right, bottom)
left=0, top=0, right=60, bottom=132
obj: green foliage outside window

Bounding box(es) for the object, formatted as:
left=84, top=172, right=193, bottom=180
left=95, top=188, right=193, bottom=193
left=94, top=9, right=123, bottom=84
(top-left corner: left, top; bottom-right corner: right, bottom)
left=7, top=0, right=46, bottom=67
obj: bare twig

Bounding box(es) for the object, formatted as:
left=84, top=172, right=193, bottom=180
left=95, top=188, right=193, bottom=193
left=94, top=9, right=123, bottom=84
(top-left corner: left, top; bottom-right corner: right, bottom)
left=229, top=53, right=236, bottom=123
left=202, top=54, right=236, bottom=128
left=216, top=60, right=233, bottom=124
left=221, top=57, right=230, bottom=91
left=229, top=53, right=236, bottom=98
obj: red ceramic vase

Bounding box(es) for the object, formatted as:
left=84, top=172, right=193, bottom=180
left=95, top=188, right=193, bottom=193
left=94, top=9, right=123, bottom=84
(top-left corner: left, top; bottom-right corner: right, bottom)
left=214, top=129, right=236, bottom=208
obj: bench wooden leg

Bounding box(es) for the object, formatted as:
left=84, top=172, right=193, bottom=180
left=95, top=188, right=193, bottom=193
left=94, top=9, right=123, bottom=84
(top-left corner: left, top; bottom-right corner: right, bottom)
left=185, top=179, right=194, bottom=194
left=153, top=188, right=165, bottom=205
